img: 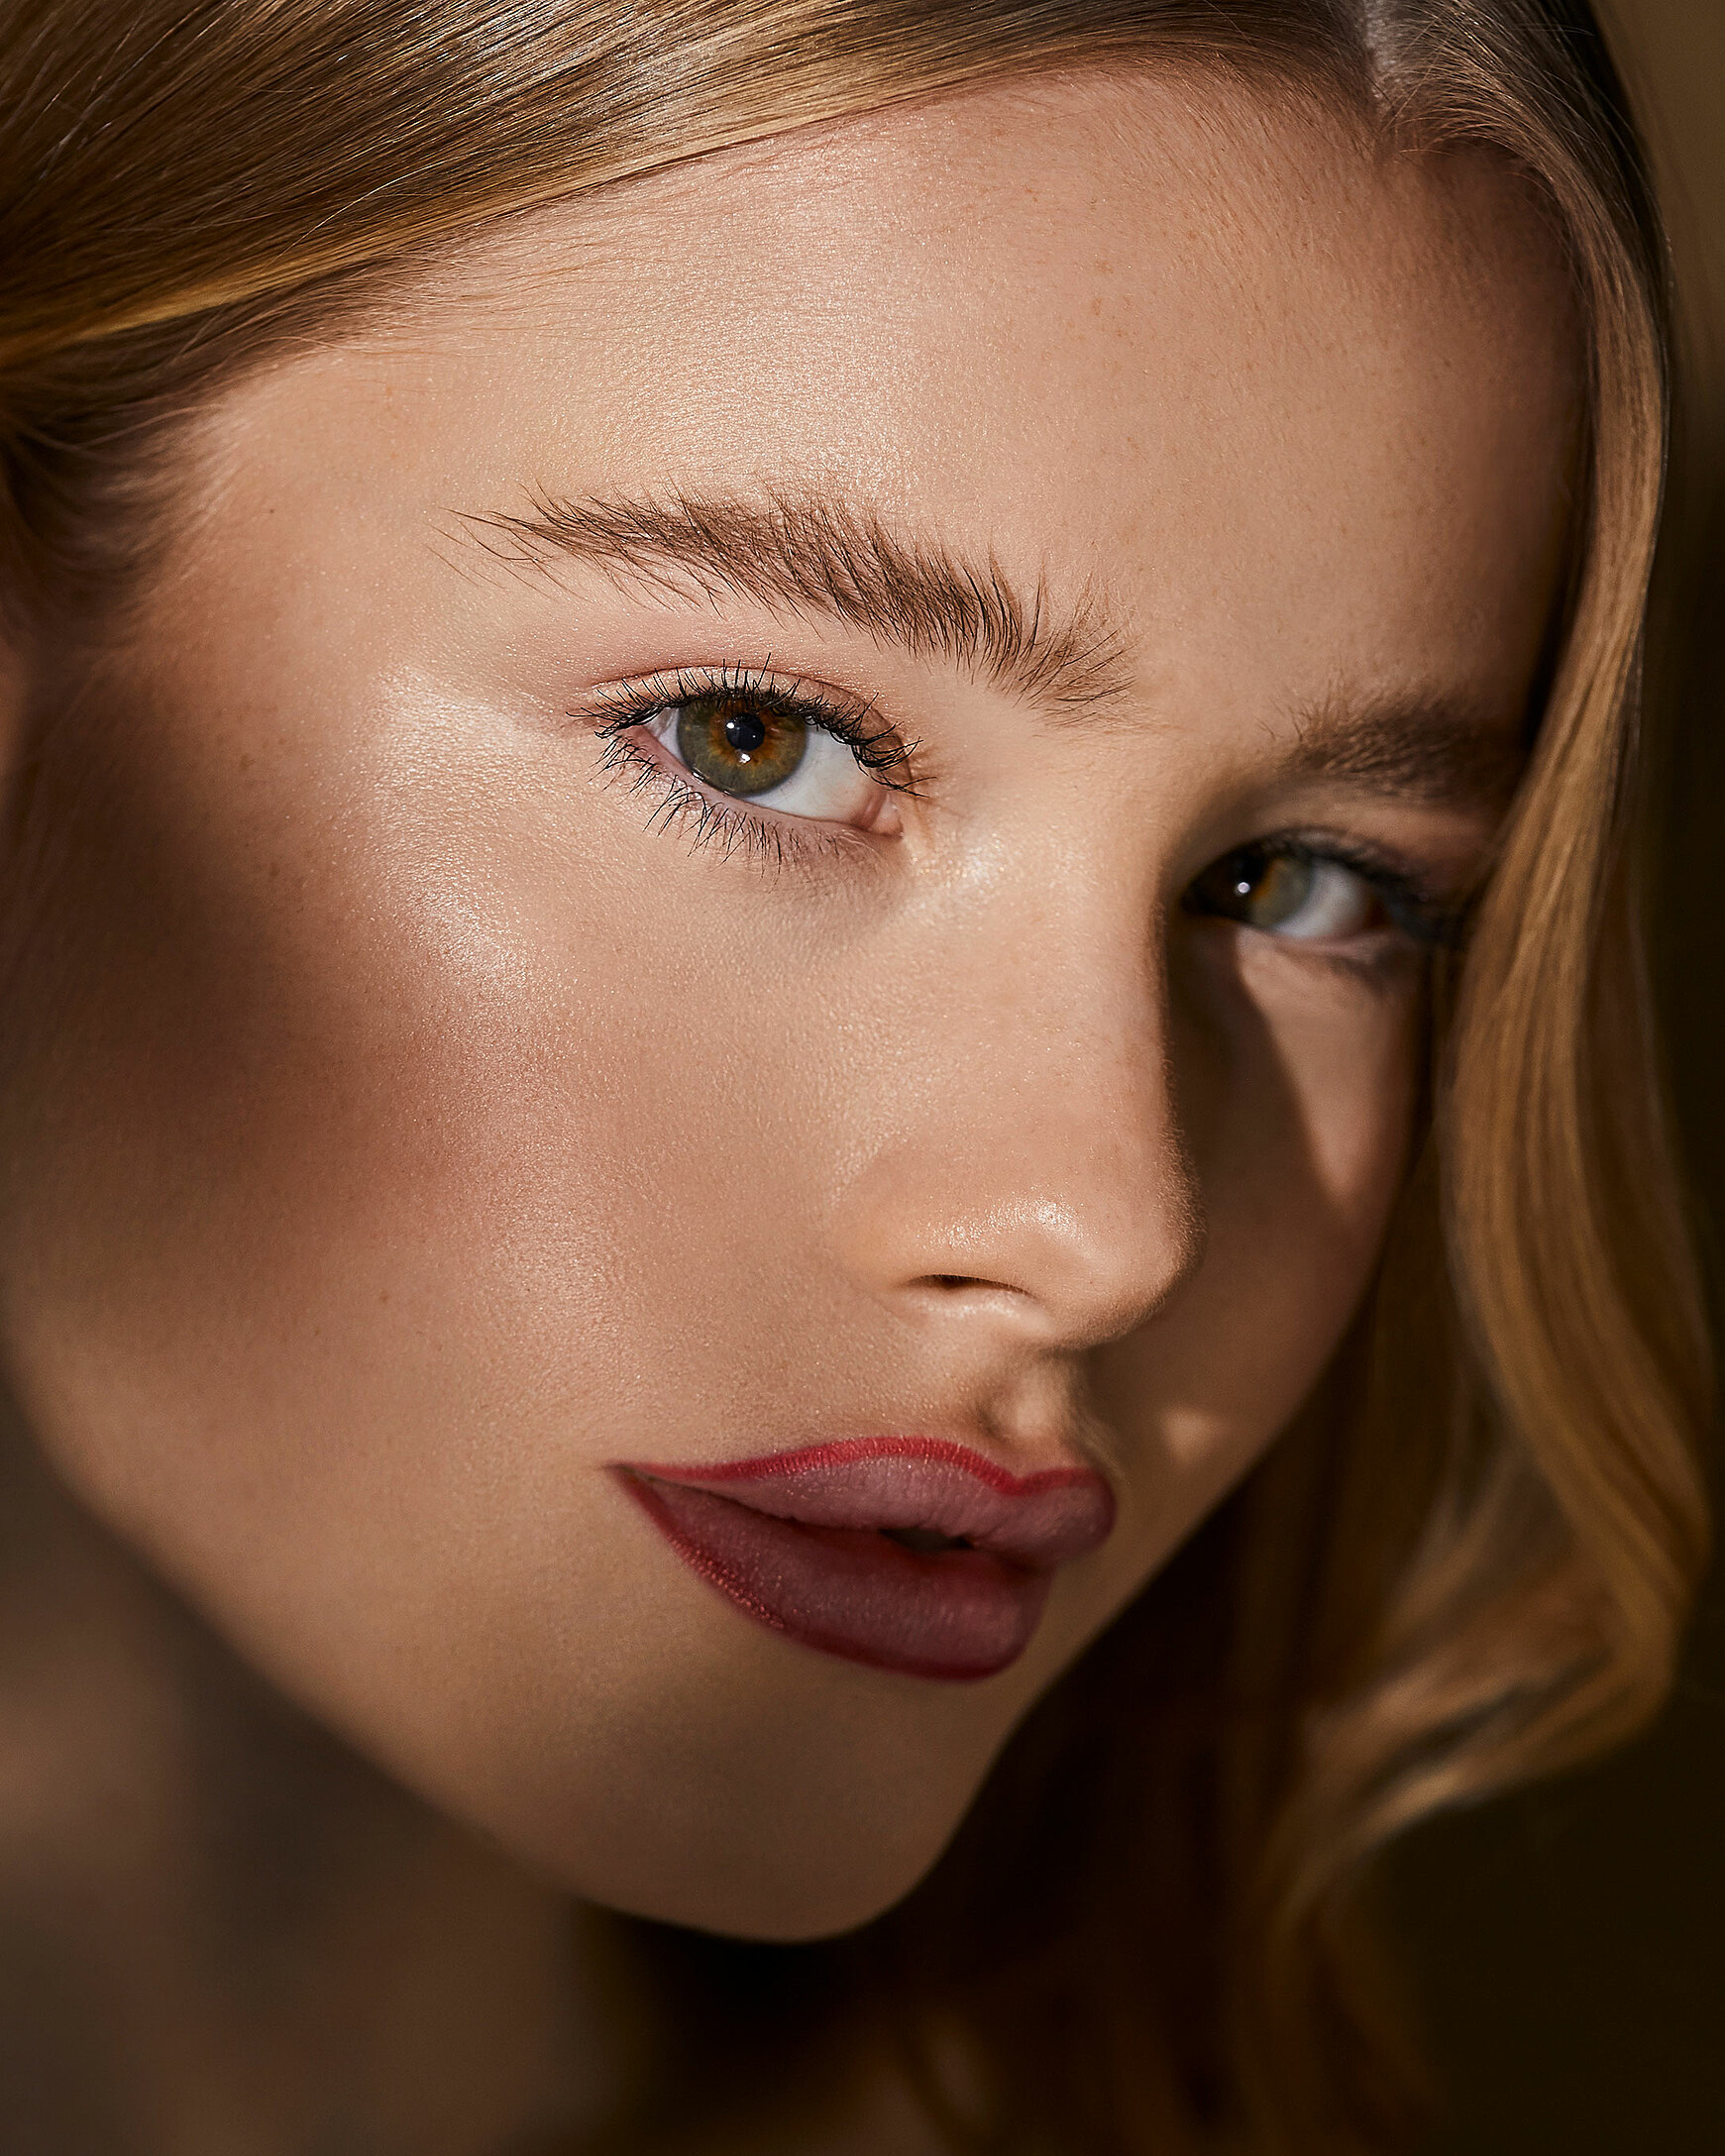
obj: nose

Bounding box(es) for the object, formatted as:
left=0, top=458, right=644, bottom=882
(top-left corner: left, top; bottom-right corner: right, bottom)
left=830, top=912, right=1203, bottom=1355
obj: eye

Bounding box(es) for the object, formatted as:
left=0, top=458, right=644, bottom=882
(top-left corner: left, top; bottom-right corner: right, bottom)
left=1186, top=846, right=1382, bottom=941
left=643, top=692, right=884, bottom=824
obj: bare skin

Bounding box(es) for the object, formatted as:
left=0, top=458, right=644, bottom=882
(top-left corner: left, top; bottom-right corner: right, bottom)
left=0, top=68, right=1575, bottom=2156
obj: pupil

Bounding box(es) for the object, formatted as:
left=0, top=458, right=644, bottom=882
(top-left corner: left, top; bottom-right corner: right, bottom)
left=724, top=711, right=768, bottom=758
left=677, top=694, right=808, bottom=797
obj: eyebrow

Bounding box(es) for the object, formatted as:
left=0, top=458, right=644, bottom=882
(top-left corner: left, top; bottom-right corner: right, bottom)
left=455, top=485, right=1133, bottom=709
left=1279, top=692, right=1529, bottom=811
left=457, top=487, right=1530, bottom=814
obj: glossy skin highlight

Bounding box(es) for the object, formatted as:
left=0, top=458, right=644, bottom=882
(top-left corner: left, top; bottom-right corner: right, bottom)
left=0, top=71, right=1575, bottom=1957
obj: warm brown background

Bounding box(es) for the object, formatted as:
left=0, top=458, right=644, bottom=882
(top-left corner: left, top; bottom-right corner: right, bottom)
left=1393, top=5, right=1725, bottom=2149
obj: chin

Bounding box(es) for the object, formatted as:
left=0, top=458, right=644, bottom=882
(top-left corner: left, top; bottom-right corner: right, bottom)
left=591, top=1845, right=946, bottom=1945
left=481, top=1718, right=982, bottom=1945
left=556, top=1784, right=967, bottom=1942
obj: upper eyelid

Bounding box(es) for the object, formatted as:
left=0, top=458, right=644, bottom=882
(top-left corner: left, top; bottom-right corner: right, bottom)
left=1283, top=842, right=1465, bottom=947
left=1245, top=824, right=1464, bottom=901
left=1200, top=831, right=1468, bottom=950
left=584, top=664, right=919, bottom=789
left=589, top=663, right=875, bottom=727
left=583, top=676, right=1466, bottom=936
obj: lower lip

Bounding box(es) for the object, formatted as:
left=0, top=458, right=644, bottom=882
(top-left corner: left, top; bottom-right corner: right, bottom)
left=611, top=1445, right=1109, bottom=1682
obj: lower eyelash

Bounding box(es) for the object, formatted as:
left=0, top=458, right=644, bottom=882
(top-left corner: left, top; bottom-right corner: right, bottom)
left=595, top=730, right=846, bottom=869
left=592, top=668, right=919, bottom=794
left=1272, top=837, right=1466, bottom=950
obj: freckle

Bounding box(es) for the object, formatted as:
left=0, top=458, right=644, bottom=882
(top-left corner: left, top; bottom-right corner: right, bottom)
left=1091, top=295, right=1103, bottom=316
left=239, top=753, right=253, bottom=772
left=379, top=1290, right=390, bottom=1305
left=268, top=862, right=281, bottom=881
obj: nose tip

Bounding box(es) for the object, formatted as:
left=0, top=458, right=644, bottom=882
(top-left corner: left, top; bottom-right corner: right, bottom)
left=841, top=1137, right=1204, bottom=1354
left=827, top=903, right=1204, bottom=1356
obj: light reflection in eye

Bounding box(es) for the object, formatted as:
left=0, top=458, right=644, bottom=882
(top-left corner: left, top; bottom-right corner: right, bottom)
left=602, top=676, right=1456, bottom=940
left=1188, top=847, right=1382, bottom=941
left=643, top=692, right=885, bottom=823
left=669, top=696, right=807, bottom=795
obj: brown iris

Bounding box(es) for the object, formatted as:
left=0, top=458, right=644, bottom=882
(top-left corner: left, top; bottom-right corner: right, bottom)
left=1189, top=848, right=1315, bottom=929
left=676, top=695, right=809, bottom=798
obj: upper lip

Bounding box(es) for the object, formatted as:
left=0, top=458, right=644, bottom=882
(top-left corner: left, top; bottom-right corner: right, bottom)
left=613, top=1435, right=1115, bottom=1570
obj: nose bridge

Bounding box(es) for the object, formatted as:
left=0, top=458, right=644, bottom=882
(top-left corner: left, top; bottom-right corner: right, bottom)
left=837, top=891, right=1203, bottom=1350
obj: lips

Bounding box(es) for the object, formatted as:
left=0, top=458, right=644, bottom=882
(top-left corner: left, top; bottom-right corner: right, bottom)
left=610, top=1436, right=1115, bottom=1682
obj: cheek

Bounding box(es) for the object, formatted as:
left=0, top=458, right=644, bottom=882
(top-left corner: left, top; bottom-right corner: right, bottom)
left=0, top=679, right=1021, bottom=1936
left=0, top=684, right=809, bottom=1530
left=0, top=655, right=1428, bottom=1935
left=1094, top=942, right=1420, bottom=1546
left=1202, top=945, right=1422, bottom=1376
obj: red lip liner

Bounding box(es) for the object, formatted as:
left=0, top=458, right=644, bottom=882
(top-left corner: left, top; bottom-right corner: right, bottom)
left=610, top=1436, right=1115, bottom=1682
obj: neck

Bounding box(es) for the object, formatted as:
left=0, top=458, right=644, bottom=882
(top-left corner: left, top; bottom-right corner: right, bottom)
left=0, top=1400, right=957, bottom=2156
left=0, top=1399, right=621, bottom=2156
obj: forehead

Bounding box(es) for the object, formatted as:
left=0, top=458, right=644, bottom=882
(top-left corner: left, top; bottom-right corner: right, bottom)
left=229, top=67, right=1579, bottom=716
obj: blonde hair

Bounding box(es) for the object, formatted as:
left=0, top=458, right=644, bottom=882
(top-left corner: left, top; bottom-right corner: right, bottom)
left=0, top=2, right=1709, bottom=2149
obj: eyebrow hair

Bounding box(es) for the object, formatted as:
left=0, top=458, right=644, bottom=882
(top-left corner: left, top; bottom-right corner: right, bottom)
left=456, top=485, right=1133, bottom=709
left=1281, top=691, right=1530, bottom=811
left=456, top=487, right=1530, bottom=813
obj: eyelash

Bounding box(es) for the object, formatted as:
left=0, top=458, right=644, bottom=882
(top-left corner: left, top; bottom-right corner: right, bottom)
left=581, top=667, right=1468, bottom=949
left=584, top=665, right=916, bottom=865
left=1202, top=832, right=1468, bottom=952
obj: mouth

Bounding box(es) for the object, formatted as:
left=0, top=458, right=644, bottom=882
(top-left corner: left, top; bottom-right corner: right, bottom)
left=609, top=1436, right=1115, bottom=1682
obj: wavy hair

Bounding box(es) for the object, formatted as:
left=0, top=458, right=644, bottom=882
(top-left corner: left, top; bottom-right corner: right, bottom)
left=0, top=1, right=1709, bottom=2148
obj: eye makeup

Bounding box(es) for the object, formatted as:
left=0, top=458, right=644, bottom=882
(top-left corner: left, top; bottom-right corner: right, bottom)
left=577, top=660, right=1481, bottom=962
left=1185, top=830, right=1472, bottom=952
left=583, top=664, right=917, bottom=862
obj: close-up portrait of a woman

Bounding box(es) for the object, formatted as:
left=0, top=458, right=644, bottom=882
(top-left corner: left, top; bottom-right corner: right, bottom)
left=0, top=2, right=1720, bottom=2151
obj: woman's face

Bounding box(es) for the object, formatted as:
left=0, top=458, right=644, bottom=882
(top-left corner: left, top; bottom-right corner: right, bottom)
left=0, top=73, right=1572, bottom=1936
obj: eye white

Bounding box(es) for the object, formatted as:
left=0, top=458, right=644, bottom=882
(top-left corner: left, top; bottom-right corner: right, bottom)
left=1266, top=858, right=1377, bottom=940
left=647, top=707, right=878, bottom=822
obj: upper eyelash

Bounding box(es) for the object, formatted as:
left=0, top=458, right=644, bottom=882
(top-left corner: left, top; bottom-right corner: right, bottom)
left=581, top=675, right=1470, bottom=935
left=1250, top=830, right=1471, bottom=948
left=580, top=664, right=914, bottom=870
left=588, top=664, right=920, bottom=793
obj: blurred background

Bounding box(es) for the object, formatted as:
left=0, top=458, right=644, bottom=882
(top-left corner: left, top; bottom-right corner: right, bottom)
left=1392, top=4, right=1725, bottom=2148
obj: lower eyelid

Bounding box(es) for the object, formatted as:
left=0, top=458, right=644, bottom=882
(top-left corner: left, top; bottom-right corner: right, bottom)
left=606, top=734, right=1459, bottom=929
left=597, top=729, right=814, bottom=861
left=1280, top=846, right=1463, bottom=948
left=599, top=723, right=873, bottom=869
left=638, top=704, right=887, bottom=823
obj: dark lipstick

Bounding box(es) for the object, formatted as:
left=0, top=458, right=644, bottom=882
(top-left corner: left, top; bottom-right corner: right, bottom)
left=610, top=1436, right=1115, bottom=1681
